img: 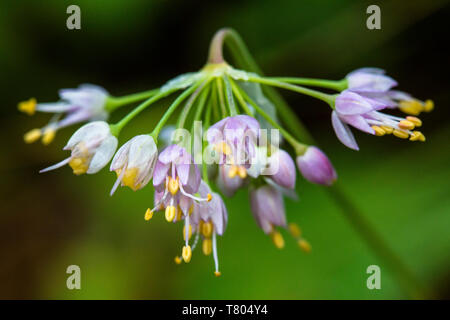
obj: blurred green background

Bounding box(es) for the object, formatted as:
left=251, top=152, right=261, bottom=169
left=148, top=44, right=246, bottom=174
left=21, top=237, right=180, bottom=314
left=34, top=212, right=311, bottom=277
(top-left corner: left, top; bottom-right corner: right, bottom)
left=1, top=0, right=449, bottom=299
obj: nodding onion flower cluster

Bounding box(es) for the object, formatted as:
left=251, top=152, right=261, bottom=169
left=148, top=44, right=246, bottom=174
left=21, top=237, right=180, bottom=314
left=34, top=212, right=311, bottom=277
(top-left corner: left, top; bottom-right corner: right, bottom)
left=19, top=36, right=433, bottom=276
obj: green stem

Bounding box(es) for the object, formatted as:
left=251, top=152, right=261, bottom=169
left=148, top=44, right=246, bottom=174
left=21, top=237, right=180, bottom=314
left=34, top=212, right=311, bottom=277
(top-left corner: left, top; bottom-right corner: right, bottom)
left=190, top=85, right=211, bottom=133
left=268, top=77, right=348, bottom=92
left=105, top=89, right=159, bottom=112
left=177, top=80, right=211, bottom=129
left=214, top=27, right=428, bottom=299
left=248, top=76, right=335, bottom=107
left=215, top=78, right=228, bottom=117
left=110, top=89, right=174, bottom=136
left=202, top=101, right=213, bottom=186
left=151, top=83, right=200, bottom=141
left=218, top=28, right=314, bottom=144
left=230, top=78, right=306, bottom=154
left=223, top=76, right=238, bottom=116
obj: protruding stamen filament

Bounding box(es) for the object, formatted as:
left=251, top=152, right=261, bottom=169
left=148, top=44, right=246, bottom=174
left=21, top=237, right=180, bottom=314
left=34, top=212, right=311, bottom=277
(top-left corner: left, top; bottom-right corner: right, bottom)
left=40, top=158, right=71, bottom=173
left=202, top=238, right=212, bottom=256
left=202, top=221, right=213, bottom=238
left=183, top=224, right=192, bottom=241
left=298, top=239, right=312, bottom=253
left=270, top=230, right=285, bottom=249
left=24, top=128, right=42, bottom=143
left=165, top=205, right=176, bottom=222
left=144, top=208, right=153, bottom=221
left=182, top=245, right=192, bottom=263
left=406, top=116, right=422, bottom=127
left=212, top=231, right=220, bottom=276
left=18, top=98, right=37, bottom=115
left=179, top=182, right=210, bottom=202
left=371, top=126, right=386, bottom=136
left=393, top=129, right=409, bottom=139
left=168, top=177, right=179, bottom=195
left=398, top=120, right=415, bottom=130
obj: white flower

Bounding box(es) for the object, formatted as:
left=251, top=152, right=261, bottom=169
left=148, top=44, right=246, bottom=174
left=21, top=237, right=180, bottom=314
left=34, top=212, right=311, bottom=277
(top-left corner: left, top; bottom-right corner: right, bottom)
left=20, top=84, right=109, bottom=145
left=40, top=121, right=118, bottom=175
left=109, top=135, right=158, bottom=195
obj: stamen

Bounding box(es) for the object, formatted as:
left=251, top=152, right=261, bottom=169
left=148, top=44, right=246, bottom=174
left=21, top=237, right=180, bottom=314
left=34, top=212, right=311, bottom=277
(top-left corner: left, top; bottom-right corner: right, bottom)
left=144, top=208, right=153, bottom=221
left=288, top=223, right=302, bottom=238
left=237, top=166, right=247, bottom=179
left=165, top=205, right=176, bottom=222
left=212, top=230, right=220, bottom=276
left=42, top=128, right=56, bottom=145
left=168, top=176, right=179, bottom=195
left=18, top=98, right=37, bottom=115
left=298, top=239, right=312, bottom=253
left=121, top=167, right=140, bottom=191
left=184, top=213, right=190, bottom=247
left=207, top=193, right=212, bottom=202
left=110, top=167, right=127, bottom=196
left=179, top=182, right=210, bottom=202
left=371, top=126, right=386, bottom=136
left=174, top=256, right=182, bottom=264
left=380, top=125, right=393, bottom=134
left=191, top=231, right=201, bottom=252
left=406, top=116, right=422, bottom=127
left=214, top=141, right=232, bottom=155
left=69, top=157, right=90, bottom=175
left=24, top=128, right=42, bottom=144
left=424, top=100, right=434, bottom=112
left=202, top=221, right=213, bottom=238
left=399, top=100, right=422, bottom=116
left=202, top=238, right=212, bottom=256
left=228, top=165, right=238, bottom=178
left=270, top=230, right=285, bottom=249
left=398, top=120, right=415, bottom=130
left=182, top=245, right=192, bottom=263
left=393, top=129, right=409, bottom=139
left=39, top=157, right=71, bottom=173
left=409, top=131, right=426, bottom=142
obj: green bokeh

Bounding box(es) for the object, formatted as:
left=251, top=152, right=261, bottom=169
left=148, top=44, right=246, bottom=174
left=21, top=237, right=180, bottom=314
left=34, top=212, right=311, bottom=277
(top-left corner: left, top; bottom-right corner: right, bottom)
left=1, top=0, right=449, bottom=299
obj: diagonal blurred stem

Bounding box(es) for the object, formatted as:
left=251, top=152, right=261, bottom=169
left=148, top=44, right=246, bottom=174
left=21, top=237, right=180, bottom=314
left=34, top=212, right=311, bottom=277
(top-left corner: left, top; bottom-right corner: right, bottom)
left=213, top=27, right=429, bottom=299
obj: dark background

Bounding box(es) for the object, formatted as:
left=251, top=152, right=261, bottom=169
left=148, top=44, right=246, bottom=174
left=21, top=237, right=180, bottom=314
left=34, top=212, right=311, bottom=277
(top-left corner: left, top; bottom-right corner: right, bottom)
left=1, top=0, right=449, bottom=299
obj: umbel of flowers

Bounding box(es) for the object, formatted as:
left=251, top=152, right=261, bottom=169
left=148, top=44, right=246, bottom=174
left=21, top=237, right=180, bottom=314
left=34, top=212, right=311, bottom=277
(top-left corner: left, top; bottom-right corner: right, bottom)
left=19, top=29, right=433, bottom=276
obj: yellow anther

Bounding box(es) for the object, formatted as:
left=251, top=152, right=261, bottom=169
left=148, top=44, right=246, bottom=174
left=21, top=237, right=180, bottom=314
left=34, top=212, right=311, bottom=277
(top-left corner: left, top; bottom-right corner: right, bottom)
left=371, top=126, right=386, bottom=136
left=188, top=204, right=194, bottom=215
left=406, top=116, right=422, bottom=127
left=183, top=225, right=192, bottom=241
left=174, top=256, right=182, bottom=264
left=399, top=100, right=422, bottom=116
left=214, top=271, right=221, bottom=277
left=202, top=238, right=212, bottom=256
left=228, top=165, right=238, bottom=178
left=41, top=128, right=56, bottom=145
left=144, top=208, right=153, bottom=221
left=182, top=245, right=192, bottom=263
left=380, top=125, right=393, bottom=134
left=398, top=120, right=415, bottom=130
left=214, top=141, right=231, bottom=155
left=168, top=177, right=179, bottom=195
left=424, top=99, right=434, bottom=112
left=69, top=157, right=89, bottom=175
left=202, top=221, right=213, bottom=238
left=409, top=131, right=426, bottom=142
left=288, top=223, right=302, bottom=238
left=120, top=167, right=140, bottom=190
left=207, top=193, right=212, bottom=202
left=165, top=205, right=176, bottom=222
left=298, top=239, right=312, bottom=253
left=24, top=128, right=42, bottom=143
left=270, top=231, right=285, bottom=249
left=393, top=129, right=409, bottom=139
left=176, top=206, right=183, bottom=221
left=18, top=98, right=37, bottom=115
left=237, top=166, right=247, bottom=179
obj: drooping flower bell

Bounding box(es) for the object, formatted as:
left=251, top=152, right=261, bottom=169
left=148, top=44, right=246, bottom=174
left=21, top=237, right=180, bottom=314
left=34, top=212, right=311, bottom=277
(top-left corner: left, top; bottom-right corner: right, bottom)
left=346, top=68, right=434, bottom=116
left=20, top=84, right=110, bottom=145
left=146, top=145, right=212, bottom=263
left=296, top=146, right=337, bottom=186
left=110, top=135, right=158, bottom=195
left=250, top=184, right=287, bottom=248
left=189, top=181, right=228, bottom=276
left=332, top=90, right=425, bottom=150
left=207, top=115, right=260, bottom=180
left=40, top=121, right=118, bottom=175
